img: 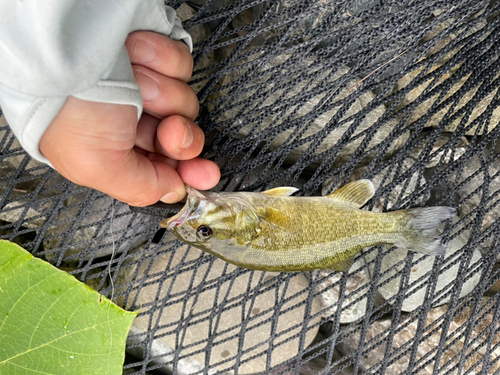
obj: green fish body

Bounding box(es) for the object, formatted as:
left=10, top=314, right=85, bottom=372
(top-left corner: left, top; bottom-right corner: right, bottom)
left=161, top=180, right=455, bottom=272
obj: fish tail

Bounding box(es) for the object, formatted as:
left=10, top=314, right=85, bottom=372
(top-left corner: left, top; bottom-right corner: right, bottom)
left=396, top=207, right=456, bottom=256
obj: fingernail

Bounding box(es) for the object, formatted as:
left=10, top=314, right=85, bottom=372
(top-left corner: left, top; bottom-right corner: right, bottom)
left=180, top=122, right=193, bottom=149
left=132, top=39, right=155, bottom=63
left=135, top=72, right=159, bottom=101
left=160, top=192, right=180, bottom=203
left=160, top=187, right=186, bottom=203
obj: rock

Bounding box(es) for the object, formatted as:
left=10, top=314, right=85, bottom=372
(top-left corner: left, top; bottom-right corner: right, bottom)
left=232, top=0, right=392, bottom=49
left=366, top=231, right=481, bottom=312
left=126, top=325, right=212, bottom=375
left=0, top=160, right=19, bottom=190
left=336, top=318, right=392, bottom=373
left=213, top=55, right=408, bottom=168
left=123, top=369, right=150, bottom=375
left=0, top=160, right=50, bottom=247
left=0, top=147, right=59, bottom=204
left=418, top=17, right=461, bottom=56
left=185, top=0, right=237, bottom=32
left=0, top=122, right=77, bottom=239
left=43, top=196, right=158, bottom=262
left=213, top=151, right=308, bottom=192
left=0, top=220, right=36, bottom=247
left=0, top=201, right=46, bottom=229
left=392, top=20, right=499, bottom=136
left=315, top=257, right=376, bottom=323
left=495, top=135, right=500, bottom=155
left=191, top=51, right=216, bottom=95
left=116, top=242, right=322, bottom=373
left=435, top=70, right=500, bottom=135
left=337, top=298, right=500, bottom=374
left=59, top=266, right=108, bottom=292
left=0, top=157, right=69, bottom=241
left=83, top=267, right=107, bottom=292
left=176, top=3, right=215, bottom=95
left=0, top=115, right=47, bottom=174
left=453, top=155, right=500, bottom=232
left=270, top=353, right=353, bottom=375
left=296, top=356, right=329, bottom=375
left=231, top=7, right=254, bottom=36
left=423, top=152, right=499, bottom=258
left=230, top=0, right=300, bottom=46
left=247, top=332, right=353, bottom=374
left=425, top=154, right=500, bottom=254
left=408, top=133, right=469, bottom=169
left=176, top=3, right=211, bottom=45
left=487, top=264, right=500, bottom=295
left=113, top=242, right=160, bottom=308
left=122, top=368, right=155, bottom=375
left=322, top=157, right=429, bottom=212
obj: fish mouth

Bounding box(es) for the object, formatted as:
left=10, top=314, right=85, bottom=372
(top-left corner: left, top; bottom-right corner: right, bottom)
left=161, top=202, right=192, bottom=230
left=160, top=186, right=203, bottom=230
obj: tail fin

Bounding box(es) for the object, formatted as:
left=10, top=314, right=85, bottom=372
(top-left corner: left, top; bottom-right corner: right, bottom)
left=396, top=207, right=456, bottom=256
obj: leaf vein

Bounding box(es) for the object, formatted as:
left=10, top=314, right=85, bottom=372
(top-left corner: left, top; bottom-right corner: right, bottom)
left=47, top=343, right=115, bottom=356
left=28, top=284, right=80, bottom=350
left=2, top=359, right=54, bottom=374
left=0, top=271, right=60, bottom=332
left=0, top=318, right=122, bottom=365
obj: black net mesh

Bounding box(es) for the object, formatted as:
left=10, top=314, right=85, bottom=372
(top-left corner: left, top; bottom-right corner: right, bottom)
left=1, top=0, right=500, bottom=373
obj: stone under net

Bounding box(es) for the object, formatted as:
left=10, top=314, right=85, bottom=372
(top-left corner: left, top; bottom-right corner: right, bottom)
left=1, top=0, right=500, bottom=374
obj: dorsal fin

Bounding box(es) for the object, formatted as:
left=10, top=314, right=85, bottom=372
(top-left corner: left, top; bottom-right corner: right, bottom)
left=262, top=187, right=299, bottom=197
left=327, top=180, right=375, bottom=208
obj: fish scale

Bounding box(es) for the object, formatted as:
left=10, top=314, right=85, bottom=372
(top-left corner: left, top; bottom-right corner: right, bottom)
left=162, top=180, right=456, bottom=272
left=249, top=196, right=401, bottom=249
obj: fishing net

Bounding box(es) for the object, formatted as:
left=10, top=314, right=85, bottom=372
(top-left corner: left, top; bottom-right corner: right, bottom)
left=1, top=0, right=500, bottom=373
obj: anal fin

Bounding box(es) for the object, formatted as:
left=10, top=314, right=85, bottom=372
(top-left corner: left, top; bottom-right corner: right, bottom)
left=330, top=256, right=356, bottom=272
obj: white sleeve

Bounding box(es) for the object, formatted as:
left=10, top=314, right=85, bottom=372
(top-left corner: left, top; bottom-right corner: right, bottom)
left=0, top=0, right=192, bottom=164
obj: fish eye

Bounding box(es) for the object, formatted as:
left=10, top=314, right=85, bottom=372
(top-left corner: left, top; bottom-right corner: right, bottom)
left=197, top=225, right=213, bottom=240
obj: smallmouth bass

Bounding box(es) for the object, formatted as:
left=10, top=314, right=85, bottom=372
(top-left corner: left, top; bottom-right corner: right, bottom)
left=160, top=180, right=455, bottom=272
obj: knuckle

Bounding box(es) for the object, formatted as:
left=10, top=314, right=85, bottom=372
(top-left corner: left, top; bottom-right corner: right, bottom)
left=125, top=32, right=140, bottom=52
left=185, top=56, right=194, bottom=80
left=175, top=44, right=193, bottom=80
left=124, top=190, right=160, bottom=207
left=187, top=88, right=199, bottom=119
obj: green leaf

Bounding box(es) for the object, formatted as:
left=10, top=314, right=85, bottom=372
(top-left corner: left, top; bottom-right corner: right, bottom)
left=0, top=240, right=137, bottom=374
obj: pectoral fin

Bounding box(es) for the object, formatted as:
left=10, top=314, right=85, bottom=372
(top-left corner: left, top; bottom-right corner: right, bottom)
left=330, top=256, right=356, bottom=272
left=327, top=179, right=375, bottom=208
left=262, top=187, right=299, bottom=196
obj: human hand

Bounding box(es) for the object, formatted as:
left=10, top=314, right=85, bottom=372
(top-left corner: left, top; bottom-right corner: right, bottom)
left=39, top=31, right=220, bottom=206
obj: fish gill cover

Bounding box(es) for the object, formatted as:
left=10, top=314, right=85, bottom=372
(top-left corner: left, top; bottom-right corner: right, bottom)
left=0, top=0, right=500, bottom=373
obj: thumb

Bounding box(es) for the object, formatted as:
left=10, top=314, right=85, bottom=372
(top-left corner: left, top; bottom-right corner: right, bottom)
left=39, top=97, right=186, bottom=206
left=98, top=150, right=186, bottom=206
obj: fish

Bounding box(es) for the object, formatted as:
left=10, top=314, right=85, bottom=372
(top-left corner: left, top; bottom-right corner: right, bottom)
left=160, top=180, right=456, bottom=273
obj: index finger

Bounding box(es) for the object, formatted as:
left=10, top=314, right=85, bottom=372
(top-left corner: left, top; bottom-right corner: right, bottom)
left=125, top=31, right=193, bottom=82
